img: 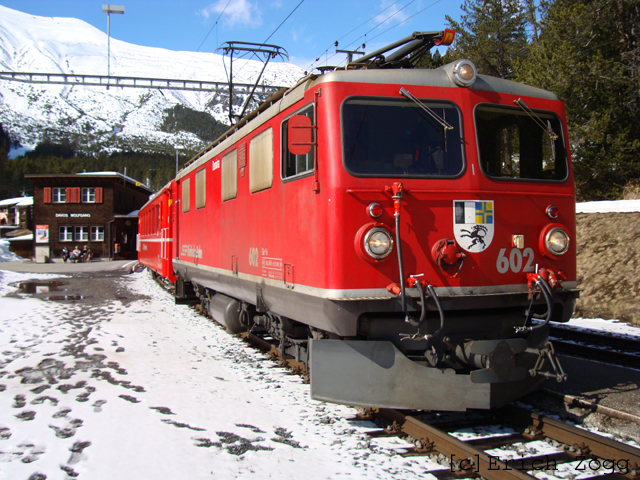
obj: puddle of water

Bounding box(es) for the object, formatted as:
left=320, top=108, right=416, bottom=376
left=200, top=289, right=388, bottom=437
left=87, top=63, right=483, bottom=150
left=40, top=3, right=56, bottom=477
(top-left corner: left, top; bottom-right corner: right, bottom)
left=17, top=281, right=67, bottom=294
left=47, top=295, right=84, bottom=301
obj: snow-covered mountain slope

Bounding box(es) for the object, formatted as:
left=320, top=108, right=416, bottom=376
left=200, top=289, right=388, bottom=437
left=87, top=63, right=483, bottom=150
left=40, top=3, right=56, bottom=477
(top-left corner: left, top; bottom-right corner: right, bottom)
left=0, top=5, right=305, bottom=153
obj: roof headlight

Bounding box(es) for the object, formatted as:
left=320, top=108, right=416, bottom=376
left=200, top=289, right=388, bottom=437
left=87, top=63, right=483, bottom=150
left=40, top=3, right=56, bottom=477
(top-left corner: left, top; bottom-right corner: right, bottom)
left=546, top=227, right=570, bottom=256
left=452, top=59, right=477, bottom=87
left=364, top=228, right=394, bottom=260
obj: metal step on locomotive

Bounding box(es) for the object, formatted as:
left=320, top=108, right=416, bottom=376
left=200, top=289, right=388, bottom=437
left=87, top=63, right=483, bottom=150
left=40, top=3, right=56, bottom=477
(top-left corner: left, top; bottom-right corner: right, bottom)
left=138, top=29, right=578, bottom=411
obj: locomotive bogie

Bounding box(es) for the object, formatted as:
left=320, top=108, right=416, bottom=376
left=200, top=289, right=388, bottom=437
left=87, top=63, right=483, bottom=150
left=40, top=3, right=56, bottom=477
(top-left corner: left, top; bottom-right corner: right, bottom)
left=138, top=44, right=578, bottom=411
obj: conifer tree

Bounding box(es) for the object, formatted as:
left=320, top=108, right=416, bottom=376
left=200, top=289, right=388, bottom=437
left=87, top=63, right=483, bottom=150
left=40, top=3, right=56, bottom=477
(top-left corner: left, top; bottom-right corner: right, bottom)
left=445, top=0, right=528, bottom=79
left=517, top=0, right=640, bottom=200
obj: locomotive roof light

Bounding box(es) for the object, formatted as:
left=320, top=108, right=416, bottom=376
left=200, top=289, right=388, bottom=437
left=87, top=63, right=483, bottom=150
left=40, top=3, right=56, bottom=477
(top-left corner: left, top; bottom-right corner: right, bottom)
left=540, top=225, right=570, bottom=257
left=364, top=228, right=394, bottom=260
left=450, top=59, right=477, bottom=87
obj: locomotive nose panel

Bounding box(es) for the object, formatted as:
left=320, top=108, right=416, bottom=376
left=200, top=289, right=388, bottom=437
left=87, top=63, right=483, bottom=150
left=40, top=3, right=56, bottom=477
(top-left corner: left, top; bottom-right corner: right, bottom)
left=310, top=339, right=544, bottom=411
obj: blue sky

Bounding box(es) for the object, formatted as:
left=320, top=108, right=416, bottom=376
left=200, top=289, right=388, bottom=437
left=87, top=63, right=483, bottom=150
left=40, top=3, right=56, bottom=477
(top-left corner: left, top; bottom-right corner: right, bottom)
left=1, top=1, right=461, bottom=71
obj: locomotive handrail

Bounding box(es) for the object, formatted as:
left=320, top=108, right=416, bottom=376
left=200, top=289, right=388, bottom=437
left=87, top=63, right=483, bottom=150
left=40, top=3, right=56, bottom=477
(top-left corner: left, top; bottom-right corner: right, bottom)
left=347, top=189, right=576, bottom=196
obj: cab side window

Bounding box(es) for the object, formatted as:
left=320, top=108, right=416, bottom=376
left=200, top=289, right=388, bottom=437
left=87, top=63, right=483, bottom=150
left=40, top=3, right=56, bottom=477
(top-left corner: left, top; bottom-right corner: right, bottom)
left=282, top=105, right=314, bottom=179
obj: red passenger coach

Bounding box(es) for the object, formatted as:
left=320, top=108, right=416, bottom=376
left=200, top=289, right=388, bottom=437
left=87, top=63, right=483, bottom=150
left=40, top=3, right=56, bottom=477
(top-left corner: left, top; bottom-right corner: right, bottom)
left=141, top=31, right=578, bottom=411
left=138, top=180, right=176, bottom=283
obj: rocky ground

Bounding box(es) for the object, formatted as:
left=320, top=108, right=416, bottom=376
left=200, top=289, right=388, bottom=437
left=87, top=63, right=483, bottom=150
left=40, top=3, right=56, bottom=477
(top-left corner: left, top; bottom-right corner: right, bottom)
left=574, top=212, right=640, bottom=325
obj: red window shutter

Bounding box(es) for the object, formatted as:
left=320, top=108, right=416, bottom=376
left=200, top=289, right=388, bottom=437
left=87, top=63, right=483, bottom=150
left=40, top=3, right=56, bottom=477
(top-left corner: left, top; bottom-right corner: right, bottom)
left=66, top=187, right=77, bottom=203
left=96, top=187, right=103, bottom=203
left=43, top=187, right=51, bottom=203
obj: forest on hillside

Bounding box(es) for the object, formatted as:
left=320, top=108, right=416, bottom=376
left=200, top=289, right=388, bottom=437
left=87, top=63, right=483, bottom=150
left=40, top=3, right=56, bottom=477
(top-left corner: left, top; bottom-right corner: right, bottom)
left=1, top=0, right=638, bottom=201
left=0, top=125, right=200, bottom=198
left=0, top=106, right=215, bottom=198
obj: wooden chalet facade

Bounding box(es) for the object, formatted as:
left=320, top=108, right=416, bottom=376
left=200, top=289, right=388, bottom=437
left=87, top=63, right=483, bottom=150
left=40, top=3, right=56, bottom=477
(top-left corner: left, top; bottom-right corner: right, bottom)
left=26, top=172, right=152, bottom=262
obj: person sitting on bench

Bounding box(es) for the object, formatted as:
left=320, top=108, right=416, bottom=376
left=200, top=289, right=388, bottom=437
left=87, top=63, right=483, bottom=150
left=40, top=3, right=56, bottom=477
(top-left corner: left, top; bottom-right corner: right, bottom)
left=81, top=245, right=92, bottom=262
left=70, top=246, right=81, bottom=263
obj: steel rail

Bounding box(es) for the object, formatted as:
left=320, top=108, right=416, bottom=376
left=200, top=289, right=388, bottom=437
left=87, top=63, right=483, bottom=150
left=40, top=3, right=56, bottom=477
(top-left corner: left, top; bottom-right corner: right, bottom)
left=550, top=325, right=640, bottom=368
left=553, top=338, right=640, bottom=368
left=375, top=408, right=538, bottom=480
left=500, top=405, right=640, bottom=468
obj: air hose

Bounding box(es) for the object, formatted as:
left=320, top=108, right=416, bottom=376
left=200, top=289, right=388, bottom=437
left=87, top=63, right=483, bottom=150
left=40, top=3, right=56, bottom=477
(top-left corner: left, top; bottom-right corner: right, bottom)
left=517, top=275, right=554, bottom=334
left=395, top=212, right=407, bottom=312
left=405, top=281, right=445, bottom=342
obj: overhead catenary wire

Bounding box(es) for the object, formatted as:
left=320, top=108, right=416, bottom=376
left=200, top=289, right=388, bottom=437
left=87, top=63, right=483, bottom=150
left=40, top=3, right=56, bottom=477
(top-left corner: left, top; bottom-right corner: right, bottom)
left=231, top=0, right=306, bottom=80
left=179, top=0, right=233, bottom=78
left=307, top=0, right=403, bottom=71
left=308, top=0, right=444, bottom=71
left=364, top=0, right=444, bottom=45
left=307, top=0, right=417, bottom=70
left=263, top=0, right=305, bottom=45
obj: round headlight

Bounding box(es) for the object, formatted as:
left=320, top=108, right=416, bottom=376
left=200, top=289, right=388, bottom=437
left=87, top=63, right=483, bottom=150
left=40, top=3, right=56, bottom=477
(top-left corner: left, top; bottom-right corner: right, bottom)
left=364, top=228, right=394, bottom=259
left=546, top=227, right=570, bottom=255
left=452, top=59, right=477, bottom=87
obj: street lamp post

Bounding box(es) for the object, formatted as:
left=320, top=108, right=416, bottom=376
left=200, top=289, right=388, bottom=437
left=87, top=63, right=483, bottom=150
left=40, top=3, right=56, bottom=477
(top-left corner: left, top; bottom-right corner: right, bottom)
left=102, top=5, right=125, bottom=80
left=175, top=146, right=184, bottom=176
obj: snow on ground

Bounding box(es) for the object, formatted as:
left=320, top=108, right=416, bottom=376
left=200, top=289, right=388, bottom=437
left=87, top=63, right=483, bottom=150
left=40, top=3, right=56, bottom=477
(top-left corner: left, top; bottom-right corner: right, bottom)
left=0, top=239, right=22, bottom=263
left=0, top=269, right=447, bottom=480
left=576, top=199, right=640, bottom=214
left=553, top=318, right=640, bottom=339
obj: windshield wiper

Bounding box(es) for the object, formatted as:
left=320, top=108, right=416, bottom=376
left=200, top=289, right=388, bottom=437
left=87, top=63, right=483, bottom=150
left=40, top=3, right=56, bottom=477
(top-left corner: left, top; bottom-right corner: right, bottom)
left=400, top=88, right=454, bottom=131
left=513, top=98, right=559, bottom=141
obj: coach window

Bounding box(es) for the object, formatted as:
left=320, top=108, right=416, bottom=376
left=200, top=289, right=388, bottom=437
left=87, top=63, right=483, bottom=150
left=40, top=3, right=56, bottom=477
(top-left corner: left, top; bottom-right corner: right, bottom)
left=282, top=104, right=314, bottom=180
left=196, top=168, right=207, bottom=208
left=221, top=150, right=238, bottom=201
left=342, top=98, right=464, bottom=177
left=250, top=128, right=274, bottom=193
left=182, top=178, right=191, bottom=213
left=475, top=105, right=568, bottom=181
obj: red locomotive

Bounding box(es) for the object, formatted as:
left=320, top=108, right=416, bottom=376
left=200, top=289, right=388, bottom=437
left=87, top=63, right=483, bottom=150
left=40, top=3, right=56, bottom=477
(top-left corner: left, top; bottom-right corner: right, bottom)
left=138, top=31, right=577, bottom=411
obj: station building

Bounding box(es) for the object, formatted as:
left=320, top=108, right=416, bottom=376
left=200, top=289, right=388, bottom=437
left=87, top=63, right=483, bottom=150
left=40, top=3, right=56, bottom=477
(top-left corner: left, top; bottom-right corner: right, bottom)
left=26, top=172, right=152, bottom=262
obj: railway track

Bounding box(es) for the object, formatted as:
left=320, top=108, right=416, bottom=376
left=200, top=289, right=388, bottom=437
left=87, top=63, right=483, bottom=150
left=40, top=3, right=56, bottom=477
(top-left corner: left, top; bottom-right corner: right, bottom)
left=151, top=270, right=640, bottom=480
left=362, top=406, right=640, bottom=480
left=550, top=324, right=640, bottom=368
left=235, top=317, right=640, bottom=480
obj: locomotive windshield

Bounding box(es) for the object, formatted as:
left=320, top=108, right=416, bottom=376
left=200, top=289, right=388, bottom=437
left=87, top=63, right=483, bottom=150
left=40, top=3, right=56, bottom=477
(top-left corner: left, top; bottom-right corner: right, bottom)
left=342, top=97, right=464, bottom=177
left=475, top=105, right=568, bottom=181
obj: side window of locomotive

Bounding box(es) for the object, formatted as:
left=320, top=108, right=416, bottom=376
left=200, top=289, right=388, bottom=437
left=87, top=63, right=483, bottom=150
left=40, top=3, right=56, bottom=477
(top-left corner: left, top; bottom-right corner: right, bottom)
left=195, top=168, right=206, bottom=209
left=182, top=178, right=190, bottom=213
left=250, top=127, right=273, bottom=193
left=475, top=105, right=568, bottom=181
left=342, top=97, right=464, bottom=177
left=221, top=149, right=238, bottom=201
left=282, top=105, right=314, bottom=179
